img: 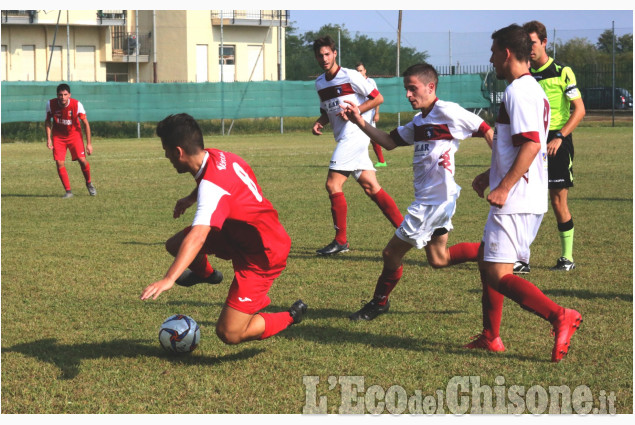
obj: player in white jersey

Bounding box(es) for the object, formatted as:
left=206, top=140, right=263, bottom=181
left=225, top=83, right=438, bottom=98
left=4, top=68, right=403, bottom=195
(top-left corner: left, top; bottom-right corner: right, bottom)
left=340, top=63, right=493, bottom=321
left=466, top=24, right=581, bottom=362
left=311, top=36, right=403, bottom=256
left=356, top=62, right=386, bottom=167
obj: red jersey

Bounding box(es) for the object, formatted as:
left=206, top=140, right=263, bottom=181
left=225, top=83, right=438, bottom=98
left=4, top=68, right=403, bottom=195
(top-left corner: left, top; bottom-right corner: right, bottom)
left=192, top=149, right=291, bottom=270
left=46, top=98, right=86, bottom=139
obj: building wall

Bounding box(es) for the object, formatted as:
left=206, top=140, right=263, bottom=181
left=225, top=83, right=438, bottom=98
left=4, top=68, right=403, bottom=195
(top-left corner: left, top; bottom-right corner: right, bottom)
left=1, top=10, right=287, bottom=83
left=214, top=25, right=285, bottom=82
left=1, top=23, right=107, bottom=82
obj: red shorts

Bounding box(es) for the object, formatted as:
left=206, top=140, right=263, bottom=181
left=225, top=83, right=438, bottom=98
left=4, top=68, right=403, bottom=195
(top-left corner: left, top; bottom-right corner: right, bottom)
left=182, top=226, right=290, bottom=315
left=225, top=261, right=286, bottom=314
left=53, top=135, right=85, bottom=161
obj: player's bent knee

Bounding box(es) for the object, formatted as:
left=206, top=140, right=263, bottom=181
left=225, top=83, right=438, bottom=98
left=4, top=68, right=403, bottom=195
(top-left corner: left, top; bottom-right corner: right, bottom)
left=428, top=257, right=449, bottom=269
left=215, top=327, right=243, bottom=345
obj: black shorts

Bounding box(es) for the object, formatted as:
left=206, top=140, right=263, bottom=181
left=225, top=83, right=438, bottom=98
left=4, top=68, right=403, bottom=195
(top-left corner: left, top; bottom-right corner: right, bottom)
left=547, top=130, right=574, bottom=189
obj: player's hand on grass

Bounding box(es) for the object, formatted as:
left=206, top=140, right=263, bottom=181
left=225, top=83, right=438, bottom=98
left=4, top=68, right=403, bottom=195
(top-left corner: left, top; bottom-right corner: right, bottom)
left=472, top=171, right=490, bottom=198
left=140, top=278, right=175, bottom=301
left=173, top=196, right=196, bottom=219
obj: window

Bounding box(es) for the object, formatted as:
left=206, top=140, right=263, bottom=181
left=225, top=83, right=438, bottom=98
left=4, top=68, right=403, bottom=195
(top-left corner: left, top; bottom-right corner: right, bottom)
left=219, top=45, right=235, bottom=65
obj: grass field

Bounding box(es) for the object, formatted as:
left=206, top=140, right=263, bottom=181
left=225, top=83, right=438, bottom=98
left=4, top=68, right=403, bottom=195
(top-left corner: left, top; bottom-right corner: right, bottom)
left=1, top=127, right=632, bottom=414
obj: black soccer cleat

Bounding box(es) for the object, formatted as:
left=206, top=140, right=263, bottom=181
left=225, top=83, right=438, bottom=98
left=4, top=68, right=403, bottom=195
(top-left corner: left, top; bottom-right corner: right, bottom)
left=551, top=257, right=576, bottom=271
left=316, top=240, right=350, bottom=256
left=349, top=299, right=390, bottom=321
left=175, top=269, right=223, bottom=287
left=288, top=299, right=308, bottom=324
left=513, top=261, right=531, bottom=274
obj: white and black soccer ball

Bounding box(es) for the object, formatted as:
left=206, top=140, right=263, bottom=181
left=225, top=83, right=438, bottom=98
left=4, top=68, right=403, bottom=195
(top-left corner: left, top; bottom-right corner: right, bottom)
left=158, top=314, right=200, bottom=354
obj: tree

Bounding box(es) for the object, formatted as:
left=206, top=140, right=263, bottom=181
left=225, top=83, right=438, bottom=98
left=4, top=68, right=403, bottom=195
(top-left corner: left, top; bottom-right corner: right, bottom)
left=550, top=30, right=633, bottom=92
left=597, top=30, right=633, bottom=54
left=285, top=23, right=428, bottom=80
left=551, top=37, right=600, bottom=66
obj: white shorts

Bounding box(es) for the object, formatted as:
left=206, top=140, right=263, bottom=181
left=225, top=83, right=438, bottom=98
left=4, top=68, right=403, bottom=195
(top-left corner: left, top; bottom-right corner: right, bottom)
left=482, top=211, right=544, bottom=264
left=395, top=192, right=459, bottom=249
left=330, top=137, right=375, bottom=176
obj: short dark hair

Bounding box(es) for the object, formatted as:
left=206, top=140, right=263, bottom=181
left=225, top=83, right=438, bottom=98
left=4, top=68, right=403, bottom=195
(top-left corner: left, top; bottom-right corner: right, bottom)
left=491, top=24, right=532, bottom=63
left=355, top=61, right=365, bottom=68
left=313, top=35, right=336, bottom=55
left=56, top=83, right=71, bottom=94
left=522, top=20, right=547, bottom=42
left=156, top=113, right=204, bottom=155
left=403, top=63, right=438, bottom=87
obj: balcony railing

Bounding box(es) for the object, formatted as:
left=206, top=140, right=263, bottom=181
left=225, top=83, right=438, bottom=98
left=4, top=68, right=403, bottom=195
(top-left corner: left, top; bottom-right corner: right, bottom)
left=97, top=10, right=126, bottom=25
left=211, top=10, right=289, bottom=27
left=2, top=10, right=36, bottom=24
left=111, top=30, right=151, bottom=56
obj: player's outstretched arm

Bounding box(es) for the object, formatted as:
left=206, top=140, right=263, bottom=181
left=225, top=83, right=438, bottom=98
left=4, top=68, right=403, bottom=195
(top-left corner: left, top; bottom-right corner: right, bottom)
left=340, top=100, right=398, bottom=150
left=140, top=224, right=211, bottom=300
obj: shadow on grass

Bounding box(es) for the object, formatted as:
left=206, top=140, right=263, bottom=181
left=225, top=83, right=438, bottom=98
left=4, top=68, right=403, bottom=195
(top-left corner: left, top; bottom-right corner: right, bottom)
left=574, top=197, right=632, bottom=202
left=1, top=193, right=59, bottom=198
left=288, top=247, right=479, bottom=270
left=543, top=288, right=633, bottom=302
left=280, top=322, right=541, bottom=362
left=121, top=241, right=165, bottom=246
left=467, top=287, right=632, bottom=302
left=3, top=338, right=264, bottom=380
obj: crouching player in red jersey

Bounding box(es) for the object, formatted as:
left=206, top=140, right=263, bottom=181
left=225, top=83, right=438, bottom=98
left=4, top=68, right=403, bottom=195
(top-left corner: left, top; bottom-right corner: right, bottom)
left=140, top=114, right=306, bottom=344
left=340, top=63, right=493, bottom=321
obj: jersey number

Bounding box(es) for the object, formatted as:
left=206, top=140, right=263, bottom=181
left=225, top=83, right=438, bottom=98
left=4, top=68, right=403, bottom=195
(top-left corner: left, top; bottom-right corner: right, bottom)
left=233, top=162, right=263, bottom=202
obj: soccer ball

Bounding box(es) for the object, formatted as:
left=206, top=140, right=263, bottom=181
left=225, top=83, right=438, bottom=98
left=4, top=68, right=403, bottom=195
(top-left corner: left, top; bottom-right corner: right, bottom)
left=158, top=314, right=200, bottom=354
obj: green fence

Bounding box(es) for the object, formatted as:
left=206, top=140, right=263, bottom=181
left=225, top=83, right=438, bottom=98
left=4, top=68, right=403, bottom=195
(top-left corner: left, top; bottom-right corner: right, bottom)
left=1, top=75, right=491, bottom=124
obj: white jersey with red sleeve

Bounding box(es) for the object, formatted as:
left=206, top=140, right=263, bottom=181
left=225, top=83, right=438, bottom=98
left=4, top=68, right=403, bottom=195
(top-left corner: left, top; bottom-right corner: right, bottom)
left=191, top=149, right=291, bottom=269
left=490, top=74, right=550, bottom=215
left=46, top=98, right=86, bottom=139
left=389, top=99, right=491, bottom=205
left=315, top=66, right=380, bottom=142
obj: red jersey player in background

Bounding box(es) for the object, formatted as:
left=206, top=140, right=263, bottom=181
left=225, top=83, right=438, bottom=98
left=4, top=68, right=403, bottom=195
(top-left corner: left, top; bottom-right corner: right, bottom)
left=140, top=113, right=306, bottom=345
left=45, top=83, right=96, bottom=198
left=312, top=36, right=403, bottom=256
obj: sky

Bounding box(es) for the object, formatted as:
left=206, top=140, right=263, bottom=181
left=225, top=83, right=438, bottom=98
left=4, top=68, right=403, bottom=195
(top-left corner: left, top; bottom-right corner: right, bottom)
left=289, top=8, right=634, bottom=67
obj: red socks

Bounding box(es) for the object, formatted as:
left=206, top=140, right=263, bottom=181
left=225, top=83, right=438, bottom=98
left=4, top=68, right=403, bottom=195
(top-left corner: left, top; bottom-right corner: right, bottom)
left=189, top=255, right=214, bottom=278
left=370, top=188, right=403, bottom=228
left=481, top=279, right=504, bottom=338
left=373, top=265, right=403, bottom=306
left=57, top=166, right=71, bottom=191
left=497, top=274, right=562, bottom=323
left=258, top=312, right=294, bottom=340
left=330, top=192, right=348, bottom=245
left=372, top=142, right=385, bottom=163
left=81, top=162, right=91, bottom=184
left=448, top=242, right=480, bottom=265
